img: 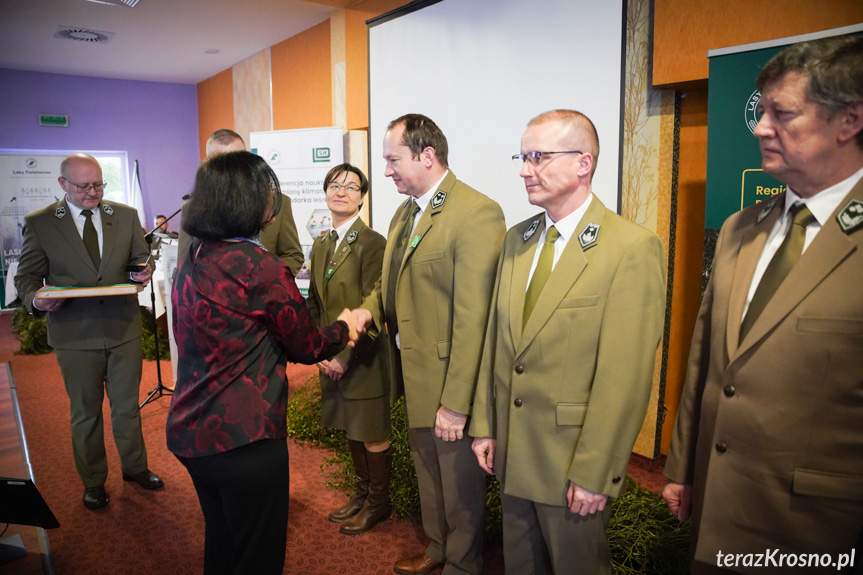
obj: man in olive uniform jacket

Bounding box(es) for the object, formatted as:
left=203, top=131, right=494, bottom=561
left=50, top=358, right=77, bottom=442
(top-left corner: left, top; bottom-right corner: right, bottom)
left=470, top=110, right=666, bottom=575
left=664, top=37, right=863, bottom=574
left=354, top=114, right=505, bottom=575
left=178, top=129, right=305, bottom=275
left=15, top=153, right=164, bottom=510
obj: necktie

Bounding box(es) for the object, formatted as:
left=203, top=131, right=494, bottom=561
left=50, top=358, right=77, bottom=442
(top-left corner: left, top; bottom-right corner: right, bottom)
left=524, top=226, right=560, bottom=327
left=325, top=230, right=339, bottom=278
left=81, top=209, right=101, bottom=268
left=740, top=203, right=815, bottom=340
left=385, top=200, right=420, bottom=337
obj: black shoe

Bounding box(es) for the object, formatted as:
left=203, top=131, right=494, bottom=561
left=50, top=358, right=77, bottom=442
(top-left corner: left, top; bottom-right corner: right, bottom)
left=122, top=469, right=164, bottom=490
left=83, top=486, right=109, bottom=509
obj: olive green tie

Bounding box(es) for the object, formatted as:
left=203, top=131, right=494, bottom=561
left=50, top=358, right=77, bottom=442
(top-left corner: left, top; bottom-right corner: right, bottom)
left=740, top=203, right=815, bottom=340
left=524, top=225, right=560, bottom=327
left=325, top=230, right=338, bottom=278
left=81, top=209, right=101, bottom=268
left=386, top=200, right=420, bottom=337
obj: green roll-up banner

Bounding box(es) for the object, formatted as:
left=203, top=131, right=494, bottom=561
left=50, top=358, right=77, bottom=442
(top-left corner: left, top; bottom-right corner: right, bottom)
left=705, top=45, right=786, bottom=231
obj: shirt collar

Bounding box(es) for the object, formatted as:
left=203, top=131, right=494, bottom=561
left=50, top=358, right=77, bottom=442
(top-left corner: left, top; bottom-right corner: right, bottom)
left=65, top=198, right=101, bottom=220
left=331, top=214, right=360, bottom=240
left=543, top=194, right=593, bottom=242
left=785, top=166, right=863, bottom=226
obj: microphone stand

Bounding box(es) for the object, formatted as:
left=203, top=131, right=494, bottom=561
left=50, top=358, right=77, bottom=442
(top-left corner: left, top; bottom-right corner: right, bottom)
left=140, top=205, right=182, bottom=408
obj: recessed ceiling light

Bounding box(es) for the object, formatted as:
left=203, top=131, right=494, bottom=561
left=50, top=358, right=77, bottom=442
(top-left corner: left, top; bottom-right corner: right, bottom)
left=204, top=49, right=220, bottom=55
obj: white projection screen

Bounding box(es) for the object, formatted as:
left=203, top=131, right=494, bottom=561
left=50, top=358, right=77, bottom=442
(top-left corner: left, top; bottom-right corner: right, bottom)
left=367, top=0, right=625, bottom=231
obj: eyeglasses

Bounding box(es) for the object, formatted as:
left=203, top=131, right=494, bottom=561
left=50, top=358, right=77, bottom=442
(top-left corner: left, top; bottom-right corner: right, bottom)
left=62, top=178, right=107, bottom=192
left=512, top=150, right=583, bottom=166
left=327, top=183, right=361, bottom=194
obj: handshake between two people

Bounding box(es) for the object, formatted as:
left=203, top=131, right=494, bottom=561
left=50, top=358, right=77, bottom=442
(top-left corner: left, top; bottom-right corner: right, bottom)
left=319, top=308, right=374, bottom=381
left=334, top=307, right=374, bottom=348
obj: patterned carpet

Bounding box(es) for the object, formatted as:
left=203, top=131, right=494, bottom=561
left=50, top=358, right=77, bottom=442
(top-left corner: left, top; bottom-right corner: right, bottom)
left=0, top=312, right=666, bottom=574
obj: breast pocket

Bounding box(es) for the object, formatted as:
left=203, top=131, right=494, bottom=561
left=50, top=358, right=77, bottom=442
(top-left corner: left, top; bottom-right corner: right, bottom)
left=796, top=316, right=863, bottom=336
left=559, top=295, right=599, bottom=309
left=413, top=250, right=444, bottom=264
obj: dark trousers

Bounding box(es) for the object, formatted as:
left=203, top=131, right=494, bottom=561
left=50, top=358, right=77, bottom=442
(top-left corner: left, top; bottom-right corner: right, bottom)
left=55, top=338, right=147, bottom=488
left=178, top=439, right=290, bottom=575
left=502, top=492, right=611, bottom=575
left=408, top=427, right=486, bottom=575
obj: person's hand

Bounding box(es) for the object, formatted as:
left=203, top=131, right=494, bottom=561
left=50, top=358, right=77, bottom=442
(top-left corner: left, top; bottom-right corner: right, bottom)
left=471, top=437, right=496, bottom=475
left=130, top=264, right=153, bottom=287
left=662, top=481, right=693, bottom=521
left=566, top=482, right=608, bottom=516
left=434, top=406, right=467, bottom=442
left=351, top=308, right=373, bottom=335
left=336, top=308, right=358, bottom=347
left=326, top=358, right=348, bottom=381
left=316, top=359, right=330, bottom=375
left=34, top=288, right=65, bottom=312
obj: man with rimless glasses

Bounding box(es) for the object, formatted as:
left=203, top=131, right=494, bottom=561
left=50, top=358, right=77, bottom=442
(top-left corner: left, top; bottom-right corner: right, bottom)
left=470, top=110, right=666, bottom=574
left=16, top=153, right=164, bottom=510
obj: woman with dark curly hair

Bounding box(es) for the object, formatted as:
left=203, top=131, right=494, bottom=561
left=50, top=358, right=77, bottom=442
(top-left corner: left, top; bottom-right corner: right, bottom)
left=167, top=150, right=357, bottom=575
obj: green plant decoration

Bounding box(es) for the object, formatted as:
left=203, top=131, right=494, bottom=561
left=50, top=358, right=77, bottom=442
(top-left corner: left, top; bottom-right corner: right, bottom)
left=12, top=306, right=52, bottom=355
left=140, top=306, right=170, bottom=360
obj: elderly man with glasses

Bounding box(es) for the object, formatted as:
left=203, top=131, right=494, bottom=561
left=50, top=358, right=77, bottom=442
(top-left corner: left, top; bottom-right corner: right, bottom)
left=15, top=153, right=164, bottom=510
left=469, top=109, right=666, bottom=574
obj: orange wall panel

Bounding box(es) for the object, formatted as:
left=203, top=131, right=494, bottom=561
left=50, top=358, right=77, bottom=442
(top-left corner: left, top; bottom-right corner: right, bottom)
left=272, top=21, right=333, bottom=130
left=654, top=0, right=863, bottom=87
left=662, top=90, right=708, bottom=453
left=197, top=69, right=234, bottom=160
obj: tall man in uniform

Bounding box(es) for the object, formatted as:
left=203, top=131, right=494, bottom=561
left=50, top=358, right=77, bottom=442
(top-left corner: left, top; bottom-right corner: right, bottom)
left=353, top=114, right=506, bottom=575
left=16, top=153, right=163, bottom=509
left=664, top=36, right=863, bottom=574
left=470, top=109, right=666, bottom=574
left=179, top=129, right=305, bottom=275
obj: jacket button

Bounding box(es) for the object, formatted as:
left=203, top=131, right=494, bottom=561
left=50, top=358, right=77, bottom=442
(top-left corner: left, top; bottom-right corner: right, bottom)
left=612, top=476, right=621, bottom=484
left=514, top=398, right=523, bottom=408
left=715, top=442, right=727, bottom=453
left=723, top=385, right=735, bottom=397
left=515, top=365, right=524, bottom=374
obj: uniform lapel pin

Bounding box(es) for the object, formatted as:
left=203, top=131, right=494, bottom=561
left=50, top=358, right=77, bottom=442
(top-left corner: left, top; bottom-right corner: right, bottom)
left=836, top=198, right=863, bottom=234
left=523, top=219, right=540, bottom=242
left=578, top=223, right=600, bottom=249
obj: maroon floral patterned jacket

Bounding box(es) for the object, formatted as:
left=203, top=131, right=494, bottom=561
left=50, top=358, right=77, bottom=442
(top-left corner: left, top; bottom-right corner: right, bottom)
left=166, top=239, right=347, bottom=458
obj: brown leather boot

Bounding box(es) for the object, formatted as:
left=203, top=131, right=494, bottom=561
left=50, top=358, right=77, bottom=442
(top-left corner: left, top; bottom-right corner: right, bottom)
left=339, top=446, right=391, bottom=535
left=328, top=439, right=369, bottom=522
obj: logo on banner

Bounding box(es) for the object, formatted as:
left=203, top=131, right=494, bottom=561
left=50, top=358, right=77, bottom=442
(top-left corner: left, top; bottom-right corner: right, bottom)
left=744, top=90, right=761, bottom=134
left=312, top=147, right=331, bottom=163
left=26, top=158, right=38, bottom=169
left=267, top=150, right=281, bottom=165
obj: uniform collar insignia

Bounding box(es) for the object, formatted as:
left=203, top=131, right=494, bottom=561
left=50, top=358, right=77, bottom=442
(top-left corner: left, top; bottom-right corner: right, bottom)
left=102, top=203, right=113, bottom=216
left=523, top=219, right=540, bottom=242
left=346, top=230, right=358, bottom=244
left=431, top=190, right=447, bottom=209
left=578, top=223, right=600, bottom=249
left=836, top=198, right=863, bottom=234
left=757, top=197, right=779, bottom=223
left=55, top=206, right=66, bottom=218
